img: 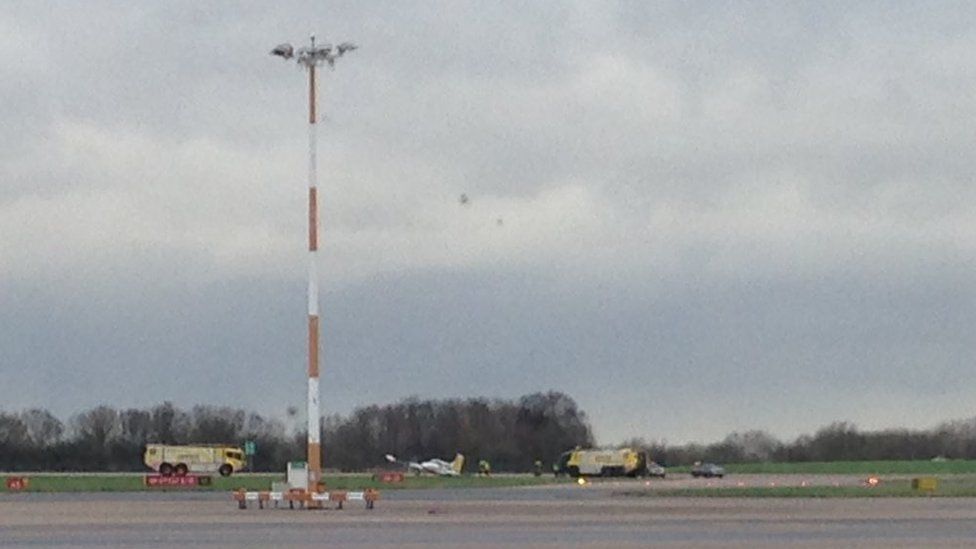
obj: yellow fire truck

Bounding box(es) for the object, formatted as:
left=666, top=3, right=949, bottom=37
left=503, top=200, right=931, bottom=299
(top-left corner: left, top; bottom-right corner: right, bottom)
left=143, top=444, right=246, bottom=477
left=554, top=448, right=648, bottom=478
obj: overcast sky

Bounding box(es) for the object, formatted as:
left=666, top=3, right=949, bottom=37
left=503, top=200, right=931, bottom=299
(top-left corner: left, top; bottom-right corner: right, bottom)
left=2, top=1, right=975, bottom=445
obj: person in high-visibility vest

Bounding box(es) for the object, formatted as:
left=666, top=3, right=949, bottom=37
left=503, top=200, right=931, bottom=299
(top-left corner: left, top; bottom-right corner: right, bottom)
left=478, top=459, right=491, bottom=477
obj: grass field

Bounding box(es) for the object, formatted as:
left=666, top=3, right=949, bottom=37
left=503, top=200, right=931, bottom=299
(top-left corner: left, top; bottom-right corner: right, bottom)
left=0, top=473, right=567, bottom=493
left=622, top=477, right=976, bottom=498
left=668, top=460, right=976, bottom=475
left=6, top=460, right=976, bottom=494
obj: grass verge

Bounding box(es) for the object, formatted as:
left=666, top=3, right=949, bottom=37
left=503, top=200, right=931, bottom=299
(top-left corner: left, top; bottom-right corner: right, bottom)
left=0, top=473, right=567, bottom=493
left=667, top=460, right=976, bottom=475
left=619, top=477, right=976, bottom=498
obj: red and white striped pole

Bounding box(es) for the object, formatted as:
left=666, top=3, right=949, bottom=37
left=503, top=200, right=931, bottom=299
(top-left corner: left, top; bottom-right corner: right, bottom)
left=271, top=32, right=356, bottom=499
left=306, top=38, right=322, bottom=492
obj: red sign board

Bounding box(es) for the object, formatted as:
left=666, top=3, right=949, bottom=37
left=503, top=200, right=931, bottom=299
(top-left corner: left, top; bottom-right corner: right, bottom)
left=375, top=472, right=405, bottom=483
left=144, top=475, right=212, bottom=487
left=5, top=477, right=29, bottom=491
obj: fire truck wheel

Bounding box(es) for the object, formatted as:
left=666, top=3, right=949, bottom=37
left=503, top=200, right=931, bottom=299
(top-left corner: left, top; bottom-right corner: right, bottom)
left=219, top=464, right=233, bottom=477
left=174, top=463, right=189, bottom=476
left=159, top=463, right=174, bottom=476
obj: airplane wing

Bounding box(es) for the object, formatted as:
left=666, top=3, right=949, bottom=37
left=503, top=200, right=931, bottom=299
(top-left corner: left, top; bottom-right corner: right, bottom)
left=407, top=461, right=425, bottom=474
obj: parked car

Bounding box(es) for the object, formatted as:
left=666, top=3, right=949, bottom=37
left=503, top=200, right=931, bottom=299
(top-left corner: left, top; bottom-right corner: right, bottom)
left=690, top=463, right=725, bottom=478
left=647, top=462, right=666, bottom=478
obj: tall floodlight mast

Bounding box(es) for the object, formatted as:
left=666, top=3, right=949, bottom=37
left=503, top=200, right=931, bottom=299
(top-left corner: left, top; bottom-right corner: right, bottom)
left=271, top=34, right=357, bottom=494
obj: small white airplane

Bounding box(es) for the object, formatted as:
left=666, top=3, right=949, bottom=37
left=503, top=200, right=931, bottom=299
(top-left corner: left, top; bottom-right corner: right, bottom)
left=385, top=453, right=465, bottom=476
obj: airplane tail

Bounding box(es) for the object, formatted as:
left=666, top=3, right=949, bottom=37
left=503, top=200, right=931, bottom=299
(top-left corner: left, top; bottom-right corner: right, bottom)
left=451, top=453, right=465, bottom=474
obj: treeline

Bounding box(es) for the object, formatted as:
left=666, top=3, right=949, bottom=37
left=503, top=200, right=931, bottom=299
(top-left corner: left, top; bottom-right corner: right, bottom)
left=323, top=391, right=593, bottom=471
left=7, top=394, right=976, bottom=472
left=0, top=403, right=296, bottom=472
left=626, top=420, right=976, bottom=466
left=0, top=391, right=594, bottom=472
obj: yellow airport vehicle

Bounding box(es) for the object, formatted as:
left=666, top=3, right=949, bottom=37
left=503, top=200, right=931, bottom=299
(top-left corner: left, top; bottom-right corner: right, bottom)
left=554, top=448, right=648, bottom=478
left=144, top=444, right=246, bottom=477
left=912, top=477, right=938, bottom=492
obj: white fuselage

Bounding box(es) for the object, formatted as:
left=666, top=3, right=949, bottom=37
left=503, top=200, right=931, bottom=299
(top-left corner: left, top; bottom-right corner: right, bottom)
left=409, top=459, right=459, bottom=476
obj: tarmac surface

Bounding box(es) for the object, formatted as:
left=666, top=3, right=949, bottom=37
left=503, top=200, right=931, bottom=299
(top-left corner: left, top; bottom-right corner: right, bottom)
left=3, top=479, right=976, bottom=548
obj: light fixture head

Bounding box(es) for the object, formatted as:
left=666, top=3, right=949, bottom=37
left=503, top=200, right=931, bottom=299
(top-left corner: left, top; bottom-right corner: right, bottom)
left=273, top=38, right=356, bottom=69
left=270, top=43, right=294, bottom=59
left=336, top=42, right=358, bottom=55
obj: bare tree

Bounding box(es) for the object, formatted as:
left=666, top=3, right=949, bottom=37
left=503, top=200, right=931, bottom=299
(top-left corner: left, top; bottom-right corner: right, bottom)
left=72, top=406, right=120, bottom=448
left=20, top=408, right=63, bottom=447
left=119, top=409, right=152, bottom=445
left=148, top=402, right=184, bottom=444
left=0, top=413, right=29, bottom=447
left=187, top=405, right=244, bottom=443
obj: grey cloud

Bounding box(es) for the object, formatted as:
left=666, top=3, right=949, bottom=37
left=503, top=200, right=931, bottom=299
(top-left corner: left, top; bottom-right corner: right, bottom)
left=3, top=264, right=972, bottom=443
left=2, top=1, right=976, bottom=444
